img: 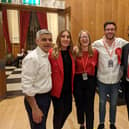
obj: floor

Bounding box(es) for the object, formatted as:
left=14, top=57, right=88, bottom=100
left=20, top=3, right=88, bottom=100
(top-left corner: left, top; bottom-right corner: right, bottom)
left=0, top=66, right=128, bottom=129
left=5, top=66, right=22, bottom=96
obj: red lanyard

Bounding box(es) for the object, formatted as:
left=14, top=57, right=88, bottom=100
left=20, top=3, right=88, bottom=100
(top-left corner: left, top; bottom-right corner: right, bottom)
left=81, top=53, right=89, bottom=72
left=103, top=39, right=115, bottom=58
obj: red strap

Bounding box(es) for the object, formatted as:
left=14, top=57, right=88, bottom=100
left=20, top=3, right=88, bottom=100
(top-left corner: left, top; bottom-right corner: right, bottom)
left=81, top=53, right=89, bottom=73
left=103, top=39, right=115, bottom=58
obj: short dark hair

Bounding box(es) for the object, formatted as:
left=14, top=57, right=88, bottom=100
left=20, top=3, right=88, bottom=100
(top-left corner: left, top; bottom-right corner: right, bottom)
left=104, top=21, right=117, bottom=30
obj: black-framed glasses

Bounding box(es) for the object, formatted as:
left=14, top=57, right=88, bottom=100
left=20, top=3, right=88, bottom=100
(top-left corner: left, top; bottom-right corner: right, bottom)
left=105, top=28, right=116, bottom=31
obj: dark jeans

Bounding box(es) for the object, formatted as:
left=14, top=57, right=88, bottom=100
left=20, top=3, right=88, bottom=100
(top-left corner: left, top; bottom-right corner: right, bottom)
left=97, top=80, right=119, bottom=124
left=74, top=74, right=96, bottom=129
left=52, top=93, right=72, bottom=129
left=124, top=80, right=129, bottom=120
left=24, top=92, right=51, bottom=129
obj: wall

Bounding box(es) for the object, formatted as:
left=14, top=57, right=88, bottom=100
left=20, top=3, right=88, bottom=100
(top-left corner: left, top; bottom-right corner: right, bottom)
left=7, top=11, right=59, bottom=57
left=12, top=44, right=20, bottom=58
left=7, top=10, right=19, bottom=44
left=66, top=0, right=129, bottom=43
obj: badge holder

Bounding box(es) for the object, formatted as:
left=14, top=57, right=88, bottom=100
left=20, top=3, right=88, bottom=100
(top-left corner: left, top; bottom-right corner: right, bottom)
left=82, top=73, right=88, bottom=80
left=108, top=59, right=113, bottom=67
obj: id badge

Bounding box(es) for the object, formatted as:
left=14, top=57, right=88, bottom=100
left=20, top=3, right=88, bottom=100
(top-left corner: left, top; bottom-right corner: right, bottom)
left=108, top=59, right=113, bottom=67
left=82, top=73, right=88, bottom=80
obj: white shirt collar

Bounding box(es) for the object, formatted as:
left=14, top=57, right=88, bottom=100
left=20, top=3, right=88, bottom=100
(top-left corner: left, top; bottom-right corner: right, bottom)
left=36, top=46, right=48, bottom=57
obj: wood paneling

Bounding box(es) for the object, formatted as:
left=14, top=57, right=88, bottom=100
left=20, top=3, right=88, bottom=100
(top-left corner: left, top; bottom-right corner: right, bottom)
left=0, top=12, right=6, bottom=59
left=70, top=1, right=84, bottom=44
left=123, top=0, right=129, bottom=40
left=12, top=44, right=20, bottom=58
left=0, top=3, right=67, bottom=13
left=66, top=0, right=129, bottom=43
left=0, top=70, right=6, bottom=99
left=0, top=11, right=6, bottom=99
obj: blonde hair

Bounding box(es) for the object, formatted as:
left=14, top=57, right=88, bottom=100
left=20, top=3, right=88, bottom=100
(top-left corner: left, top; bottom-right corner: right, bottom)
left=52, top=29, right=74, bottom=58
left=77, top=30, right=93, bottom=57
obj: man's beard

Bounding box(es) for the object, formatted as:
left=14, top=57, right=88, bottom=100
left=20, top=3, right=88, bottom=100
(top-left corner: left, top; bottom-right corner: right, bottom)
left=105, top=34, right=115, bottom=40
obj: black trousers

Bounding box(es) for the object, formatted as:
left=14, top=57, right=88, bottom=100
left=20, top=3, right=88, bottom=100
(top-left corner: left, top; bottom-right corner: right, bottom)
left=24, top=92, right=51, bottom=129
left=52, top=93, right=72, bottom=129
left=124, top=80, right=129, bottom=120
left=74, top=74, right=96, bottom=129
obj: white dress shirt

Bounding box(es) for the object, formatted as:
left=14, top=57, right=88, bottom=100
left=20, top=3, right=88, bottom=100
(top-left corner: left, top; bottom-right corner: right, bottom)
left=22, top=46, right=52, bottom=96
left=93, top=37, right=128, bottom=84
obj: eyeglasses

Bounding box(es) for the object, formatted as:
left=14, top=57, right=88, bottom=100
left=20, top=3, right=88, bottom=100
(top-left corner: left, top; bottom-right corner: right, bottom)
left=80, top=36, right=89, bottom=39
left=41, top=38, right=52, bottom=42
left=105, top=28, right=116, bottom=31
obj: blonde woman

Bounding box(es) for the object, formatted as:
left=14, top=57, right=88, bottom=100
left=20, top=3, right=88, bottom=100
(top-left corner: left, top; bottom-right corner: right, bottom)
left=74, top=30, right=98, bottom=129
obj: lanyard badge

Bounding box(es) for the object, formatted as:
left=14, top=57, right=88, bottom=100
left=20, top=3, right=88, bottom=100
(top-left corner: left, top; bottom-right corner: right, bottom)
left=108, top=59, right=113, bottom=67
left=82, top=73, right=88, bottom=80
left=103, top=38, right=115, bottom=68
left=81, top=54, right=88, bottom=80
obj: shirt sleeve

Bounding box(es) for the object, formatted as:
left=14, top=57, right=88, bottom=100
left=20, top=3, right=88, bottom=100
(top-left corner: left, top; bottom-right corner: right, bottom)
left=92, top=41, right=100, bottom=50
left=118, top=38, right=128, bottom=47
left=22, top=56, right=39, bottom=96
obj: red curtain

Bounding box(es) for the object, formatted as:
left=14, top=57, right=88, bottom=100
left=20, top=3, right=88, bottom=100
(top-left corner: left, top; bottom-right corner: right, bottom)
left=2, top=9, right=12, bottom=53
left=37, top=12, right=48, bottom=29
left=20, top=11, right=30, bottom=50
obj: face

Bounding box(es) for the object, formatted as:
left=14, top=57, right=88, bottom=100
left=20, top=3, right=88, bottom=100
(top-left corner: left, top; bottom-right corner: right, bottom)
left=80, top=32, right=89, bottom=48
left=60, top=31, right=71, bottom=50
left=104, top=24, right=116, bottom=40
left=36, top=34, right=52, bottom=53
left=21, top=48, right=25, bottom=53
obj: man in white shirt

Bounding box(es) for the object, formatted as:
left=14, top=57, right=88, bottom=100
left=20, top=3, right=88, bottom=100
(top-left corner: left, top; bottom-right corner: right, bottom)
left=22, top=29, right=52, bottom=129
left=92, top=21, right=128, bottom=129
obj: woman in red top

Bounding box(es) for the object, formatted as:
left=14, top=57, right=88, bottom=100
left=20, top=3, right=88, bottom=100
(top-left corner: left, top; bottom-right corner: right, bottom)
left=74, top=30, right=98, bottom=129
left=49, top=30, right=75, bottom=129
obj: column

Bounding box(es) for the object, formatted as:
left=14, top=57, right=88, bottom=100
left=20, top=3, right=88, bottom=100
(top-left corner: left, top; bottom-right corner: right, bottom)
left=0, top=10, right=7, bottom=100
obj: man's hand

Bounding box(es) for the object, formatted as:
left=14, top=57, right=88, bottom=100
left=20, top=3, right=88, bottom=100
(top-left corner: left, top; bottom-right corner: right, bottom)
left=32, top=107, right=43, bottom=124
left=25, top=95, right=43, bottom=124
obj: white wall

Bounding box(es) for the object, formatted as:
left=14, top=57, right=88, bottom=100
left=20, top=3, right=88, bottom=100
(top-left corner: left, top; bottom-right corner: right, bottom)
left=7, top=10, right=20, bottom=44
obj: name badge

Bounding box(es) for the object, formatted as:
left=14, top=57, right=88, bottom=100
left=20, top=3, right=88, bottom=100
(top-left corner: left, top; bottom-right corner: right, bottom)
left=108, top=59, right=113, bottom=67
left=82, top=73, right=88, bottom=80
